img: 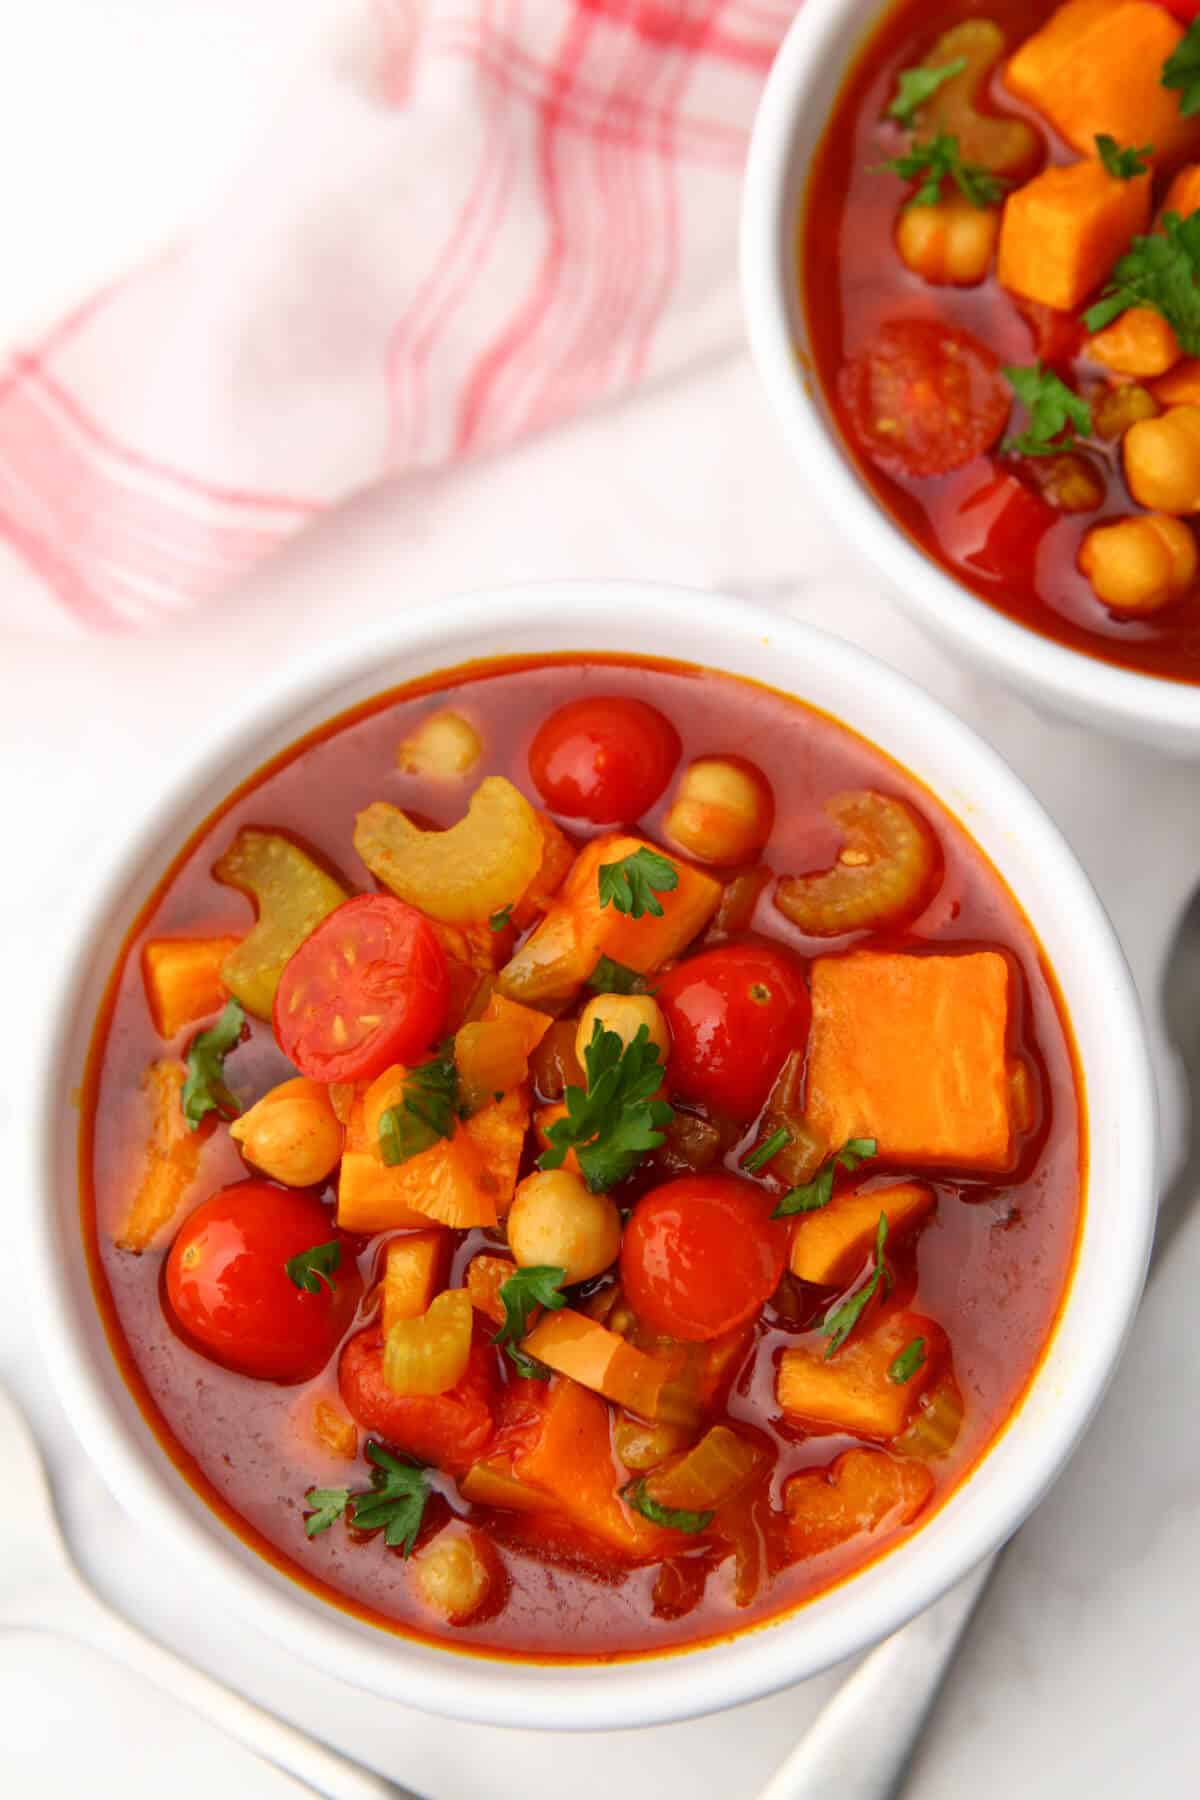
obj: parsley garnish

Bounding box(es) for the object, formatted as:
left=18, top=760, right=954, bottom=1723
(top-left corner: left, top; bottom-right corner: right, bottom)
left=491, top=1264, right=566, bottom=1377
left=888, top=1337, right=927, bottom=1385
left=348, top=1441, right=430, bottom=1553
left=303, top=1487, right=351, bottom=1539
left=878, top=131, right=1006, bottom=209
left=887, top=57, right=968, bottom=128
left=538, top=1020, right=673, bottom=1191
left=181, top=998, right=245, bottom=1129
left=488, top=905, right=513, bottom=933
left=1163, top=20, right=1200, bottom=119
left=285, top=1239, right=341, bottom=1295
left=1095, top=134, right=1153, bottom=181
left=822, top=1214, right=889, bottom=1358
left=742, top=1126, right=792, bottom=1174
left=624, top=1479, right=714, bottom=1534
left=587, top=954, right=648, bottom=996
left=597, top=847, right=679, bottom=919
left=1001, top=363, right=1091, bottom=458
left=1083, top=212, right=1200, bottom=353
left=772, top=1137, right=877, bottom=1218
left=378, top=1042, right=460, bottom=1166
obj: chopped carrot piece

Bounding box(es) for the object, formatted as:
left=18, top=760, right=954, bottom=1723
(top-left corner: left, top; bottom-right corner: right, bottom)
left=997, top=161, right=1151, bottom=312
left=312, top=1399, right=358, bottom=1460
left=1162, top=163, right=1200, bottom=221
left=142, top=936, right=243, bottom=1038
left=336, top=1152, right=441, bottom=1232
left=783, top=1447, right=934, bottom=1560
left=777, top=1311, right=946, bottom=1440
left=116, top=1060, right=205, bottom=1252
left=805, top=951, right=1013, bottom=1171
left=465, top=1253, right=517, bottom=1326
left=381, top=1230, right=449, bottom=1333
left=790, top=1181, right=935, bottom=1287
left=498, top=834, right=721, bottom=1005
left=1005, top=1, right=1200, bottom=164
left=459, top=1459, right=548, bottom=1513
left=1152, top=358, right=1200, bottom=407
left=521, top=1309, right=688, bottom=1423
left=512, top=813, right=576, bottom=928
left=454, top=993, right=553, bottom=1113
left=1089, top=308, right=1180, bottom=379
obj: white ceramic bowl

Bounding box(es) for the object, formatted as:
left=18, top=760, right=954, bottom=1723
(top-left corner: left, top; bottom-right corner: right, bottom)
left=28, top=582, right=1155, bottom=1729
left=740, top=0, right=1200, bottom=757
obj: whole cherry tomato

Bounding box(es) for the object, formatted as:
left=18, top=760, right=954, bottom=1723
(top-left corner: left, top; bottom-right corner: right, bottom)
left=165, top=1180, right=361, bottom=1382
left=338, top=1328, right=498, bottom=1476
left=656, top=943, right=810, bottom=1121
left=840, top=318, right=1009, bottom=479
left=621, top=1174, right=789, bottom=1341
left=273, top=894, right=448, bottom=1083
left=528, top=696, right=681, bottom=825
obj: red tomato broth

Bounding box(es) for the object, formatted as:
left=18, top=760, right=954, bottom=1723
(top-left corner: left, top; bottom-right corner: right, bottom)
left=79, top=654, right=1084, bottom=1660
left=802, top=0, right=1200, bottom=682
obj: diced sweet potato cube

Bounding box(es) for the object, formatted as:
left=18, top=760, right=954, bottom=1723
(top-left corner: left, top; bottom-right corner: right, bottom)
left=521, top=1309, right=685, bottom=1423
left=312, top=1399, right=358, bottom=1460
left=465, top=1253, right=516, bottom=1325
left=116, top=1060, right=205, bottom=1252
left=805, top=951, right=1013, bottom=1171
left=777, top=1311, right=946, bottom=1440
left=1152, top=358, right=1200, bottom=407
left=784, top=1447, right=934, bottom=1560
left=1162, top=164, right=1200, bottom=222
left=336, top=1152, right=442, bottom=1233
left=142, top=936, right=243, bottom=1038
left=790, top=1181, right=936, bottom=1287
left=1005, top=1, right=1200, bottom=164
left=997, top=161, right=1151, bottom=312
left=381, top=1230, right=449, bottom=1333
left=498, top=834, right=721, bottom=1005
left=462, top=1087, right=528, bottom=1218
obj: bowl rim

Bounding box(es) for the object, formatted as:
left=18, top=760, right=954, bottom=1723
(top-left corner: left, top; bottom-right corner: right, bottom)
left=24, top=579, right=1157, bottom=1731
left=739, top=0, right=1200, bottom=748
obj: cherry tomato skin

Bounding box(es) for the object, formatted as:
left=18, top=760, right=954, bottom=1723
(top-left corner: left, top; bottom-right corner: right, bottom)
left=338, top=1328, right=498, bottom=1476
left=273, top=894, right=448, bottom=1083
left=165, top=1181, right=361, bottom=1382
left=528, top=696, right=681, bottom=826
left=840, top=318, right=1009, bottom=479
left=621, top=1175, right=789, bottom=1341
left=656, top=944, right=811, bottom=1121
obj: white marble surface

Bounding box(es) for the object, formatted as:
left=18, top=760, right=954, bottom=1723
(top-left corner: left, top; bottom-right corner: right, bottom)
left=3, top=4, right=1200, bottom=1795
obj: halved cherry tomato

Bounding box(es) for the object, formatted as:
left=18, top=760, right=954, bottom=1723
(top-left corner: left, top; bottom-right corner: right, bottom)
left=1161, top=0, right=1200, bottom=20
left=164, top=1180, right=361, bottom=1382
left=528, top=696, right=681, bottom=826
left=273, top=894, right=448, bottom=1082
left=338, top=1327, right=498, bottom=1476
left=621, top=1174, right=788, bottom=1341
left=840, top=318, right=1009, bottom=479
left=656, top=943, right=810, bottom=1121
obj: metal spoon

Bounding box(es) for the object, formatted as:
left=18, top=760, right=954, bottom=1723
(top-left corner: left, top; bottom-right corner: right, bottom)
left=0, top=1376, right=412, bottom=1800
left=758, top=882, right=1200, bottom=1800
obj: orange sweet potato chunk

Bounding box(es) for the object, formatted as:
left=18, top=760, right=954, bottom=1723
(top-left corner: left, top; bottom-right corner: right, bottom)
left=777, top=1310, right=946, bottom=1440
left=997, top=162, right=1151, bottom=312
left=116, top=1060, right=206, bottom=1252
left=521, top=1309, right=679, bottom=1421
left=805, top=951, right=1013, bottom=1170
left=142, top=936, right=243, bottom=1038
left=789, top=1181, right=935, bottom=1286
left=504, top=1377, right=667, bottom=1557
left=1162, top=164, right=1200, bottom=222
left=784, top=1447, right=934, bottom=1560
left=1005, top=1, right=1200, bottom=163
left=465, top=1253, right=516, bottom=1325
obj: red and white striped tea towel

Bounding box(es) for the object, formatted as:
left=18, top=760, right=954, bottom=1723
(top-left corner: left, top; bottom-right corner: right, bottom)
left=0, top=0, right=796, bottom=634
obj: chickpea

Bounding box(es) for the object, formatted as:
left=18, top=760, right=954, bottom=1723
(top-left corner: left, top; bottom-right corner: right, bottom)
left=507, top=1169, right=622, bottom=1284
left=229, top=1077, right=343, bottom=1186
left=1078, top=513, right=1197, bottom=614
left=395, top=709, right=482, bottom=778
left=575, top=993, right=669, bottom=1067
left=895, top=198, right=999, bottom=287
left=1123, top=405, right=1200, bottom=513
left=411, top=1526, right=492, bottom=1624
left=663, top=757, right=774, bottom=867
left=1087, top=308, right=1180, bottom=379
left=1092, top=383, right=1159, bottom=441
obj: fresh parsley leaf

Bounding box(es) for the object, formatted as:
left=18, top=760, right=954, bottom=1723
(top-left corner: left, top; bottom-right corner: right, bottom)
left=822, top=1213, right=889, bottom=1358
left=1001, top=363, right=1092, bottom=458
left=303, top=1486, right=351, bottom=1538
left=491, top=1265, right=567, bottom=1376
left=1163, top=19, right=1200, bottom=119
left=285, top=1239, right=341, bottom=1295
left=742, top=1126, right=792, bottom=1174
left=888, top=1337, right=927, bottom=1385
left=624, top=1479, right=714, bottom=1534
left=1095, top=134, right=1153, bottom=181
left=878, top=131, right=1007, bottom=209
left=538, top=1020, right=674, bottom=1191
left=348, top=1441, right=430, bottom=1554
left=597, top=847, right=679, bottom=919
left=488, top=905, right=513, bottom=933
left=1083, top=211, right=1200, bottom=353
left=378, top=1042, right=460, bottom=1166
left=772, top=1137, right=877, bottom=1218
left=587, top=954, right=648, bottom=996
left=181, top=998, right=245, bottom=1129
left=887, top=56, right=968, bottom=128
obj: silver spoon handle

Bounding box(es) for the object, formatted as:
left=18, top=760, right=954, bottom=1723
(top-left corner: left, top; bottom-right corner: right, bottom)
left=758, top=1557, right=995, bottom=1800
